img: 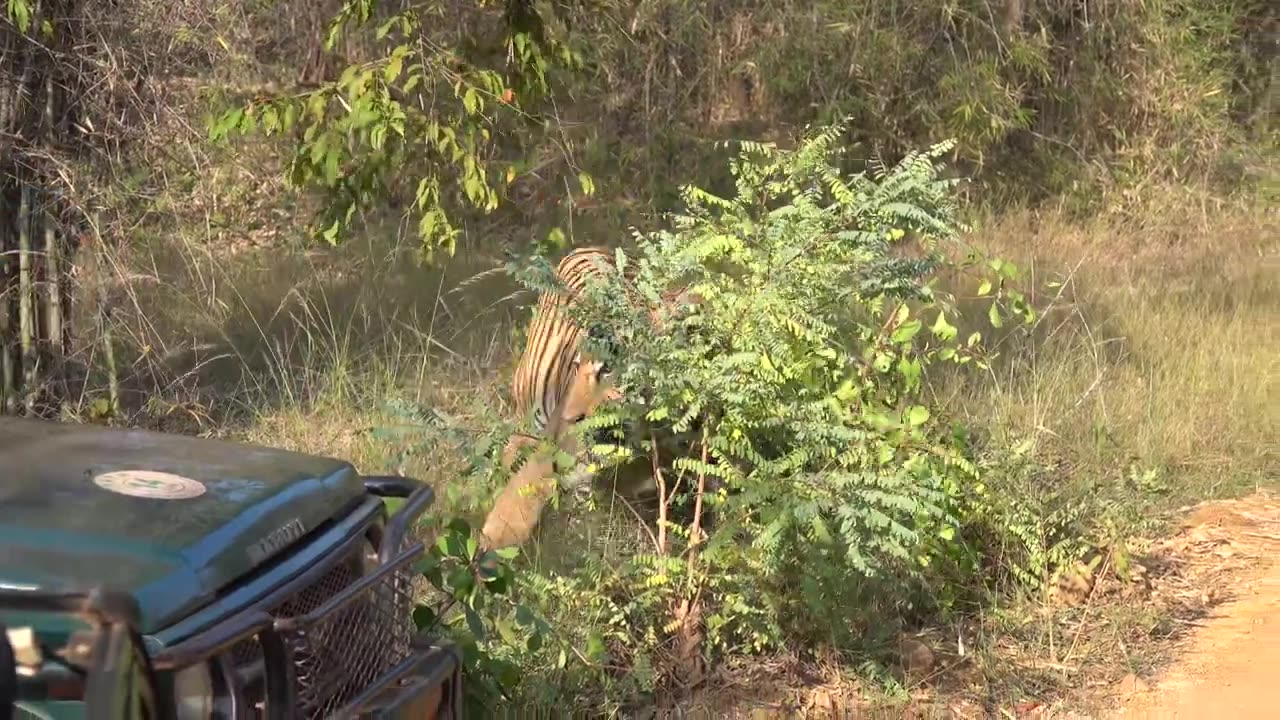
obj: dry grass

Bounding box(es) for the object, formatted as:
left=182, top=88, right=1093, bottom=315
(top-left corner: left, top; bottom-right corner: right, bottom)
left=220, top=190, right=1277, bottom=490
left=951, top=189, right=1278, bottom=491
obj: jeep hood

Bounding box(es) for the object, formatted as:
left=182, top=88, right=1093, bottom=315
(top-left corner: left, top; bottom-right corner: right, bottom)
left=0, top=418, right=368, bottom=632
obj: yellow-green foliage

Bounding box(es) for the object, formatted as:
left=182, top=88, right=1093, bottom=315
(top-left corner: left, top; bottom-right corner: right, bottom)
left=211, top=0, right=586, bottom=255
left=46, top=0, right=1275, bottom=713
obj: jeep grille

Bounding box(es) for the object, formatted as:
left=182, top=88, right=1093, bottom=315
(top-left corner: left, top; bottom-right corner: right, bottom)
left=229, top=540, right=419, bottom=718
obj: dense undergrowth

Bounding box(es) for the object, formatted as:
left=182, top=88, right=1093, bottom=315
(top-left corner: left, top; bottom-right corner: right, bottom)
left=232, top=189, right=1276, bottom=714
left=5, top=0, right=1276, bottom=715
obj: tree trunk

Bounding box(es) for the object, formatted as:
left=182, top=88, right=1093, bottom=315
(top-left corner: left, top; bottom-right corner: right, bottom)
left=1004, top=0, right=1027, bottom=38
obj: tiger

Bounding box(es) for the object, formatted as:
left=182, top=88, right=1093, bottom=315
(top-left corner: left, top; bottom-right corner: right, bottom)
left=504, top=245, right=623, bottom=465
left=482, top=245, right=703, bottom=550
left=507, top=245, right=701, bottom=447
left=483, top=247, right=623, bottom=549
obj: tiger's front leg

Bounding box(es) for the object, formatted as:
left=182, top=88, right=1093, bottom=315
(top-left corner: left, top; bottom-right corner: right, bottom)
left=484, top=427, right=593, bottom=550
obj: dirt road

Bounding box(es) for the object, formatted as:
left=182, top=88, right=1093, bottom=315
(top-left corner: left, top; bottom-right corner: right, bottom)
left=684, top=493, right=1280, bottom=718
left=1114, top=493, right=1280, bottom=719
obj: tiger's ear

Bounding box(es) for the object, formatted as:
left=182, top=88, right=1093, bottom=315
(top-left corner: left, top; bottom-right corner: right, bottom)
left=575, top=351, right=606, bottom=376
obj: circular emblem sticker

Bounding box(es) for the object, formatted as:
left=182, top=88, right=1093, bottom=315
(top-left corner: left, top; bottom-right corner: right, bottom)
left=93, top=470, right=207, bottom=500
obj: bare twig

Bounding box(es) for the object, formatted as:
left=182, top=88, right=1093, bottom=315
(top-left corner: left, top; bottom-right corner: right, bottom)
left=651, top=430, right=669, bottom=554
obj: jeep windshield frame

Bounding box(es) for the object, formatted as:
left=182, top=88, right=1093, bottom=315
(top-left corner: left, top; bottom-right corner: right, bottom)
left=0, top=586, right=161, bottom=719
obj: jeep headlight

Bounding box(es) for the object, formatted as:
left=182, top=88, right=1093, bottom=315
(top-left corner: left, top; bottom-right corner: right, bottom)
left=172, top=662, right=215, bottom=720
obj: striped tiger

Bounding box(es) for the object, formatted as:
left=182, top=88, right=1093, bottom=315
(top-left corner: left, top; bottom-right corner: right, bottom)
left=483, top=246, right=704, bottom=549
left=505, top=246, right=624, bottom=465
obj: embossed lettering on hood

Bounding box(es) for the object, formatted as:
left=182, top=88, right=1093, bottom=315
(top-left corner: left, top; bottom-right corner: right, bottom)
left=247, top=518, right=308, bottom=565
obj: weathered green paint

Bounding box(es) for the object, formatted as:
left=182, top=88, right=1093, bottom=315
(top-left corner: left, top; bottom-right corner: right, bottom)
left=0, top=417, right=368, bottom=633
left=149, top=495, right=384, bottom=648
left=13, top=700, right=69, bottom=719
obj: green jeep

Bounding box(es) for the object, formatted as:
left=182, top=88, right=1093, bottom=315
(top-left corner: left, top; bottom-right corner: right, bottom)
left=0, top=417, right=462, bottom=719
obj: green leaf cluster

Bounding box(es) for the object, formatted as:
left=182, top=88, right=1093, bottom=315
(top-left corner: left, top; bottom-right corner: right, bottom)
left=528, top=121, right=1033, bottom=657
left=414, top=516, right=562, bottom=712
left=208, top=0, right=583, bottom=258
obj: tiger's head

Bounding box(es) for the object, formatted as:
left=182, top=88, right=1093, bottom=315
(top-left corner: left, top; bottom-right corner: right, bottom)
left=546, top=351, right=623, bottom=441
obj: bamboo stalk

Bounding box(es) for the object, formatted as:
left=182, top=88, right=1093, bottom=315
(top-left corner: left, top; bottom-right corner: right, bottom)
left=43, top=74, right=61, bottom=356
left=0, top=189, right=13, bottom=414
left=101, top=298, right=119, bottom=418
left=43, top=210, right=60, bottom=354
left=43, top=65, right=54, bottom=136
left=0, top=27, right=12, bottom=133
left=91, top=215, right=119, bottom=417
left=12, top=1, right=43, bottom=134
left=18, top=184, right=35, bottom=413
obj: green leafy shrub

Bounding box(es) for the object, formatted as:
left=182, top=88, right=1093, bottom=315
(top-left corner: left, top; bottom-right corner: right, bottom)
left=363, top=118, right=1078, bottom=711
left=373, top=120, right=1199, bottom=712
left=373, top=396, right=613, bottom=711
left=410, top=516, right=564, bottom=713
left=497, top=122, right=1037, bottom=686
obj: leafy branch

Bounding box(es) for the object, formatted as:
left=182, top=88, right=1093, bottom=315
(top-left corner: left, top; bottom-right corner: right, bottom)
left=210, top=0, right=584, bottom=258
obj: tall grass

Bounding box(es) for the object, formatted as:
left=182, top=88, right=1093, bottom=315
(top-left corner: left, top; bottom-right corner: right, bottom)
left=83, top=178, right=1274, bottom=513
left=956, top=192, right=1278, bottom=501
left=70, top=211, right=521, bottom=437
